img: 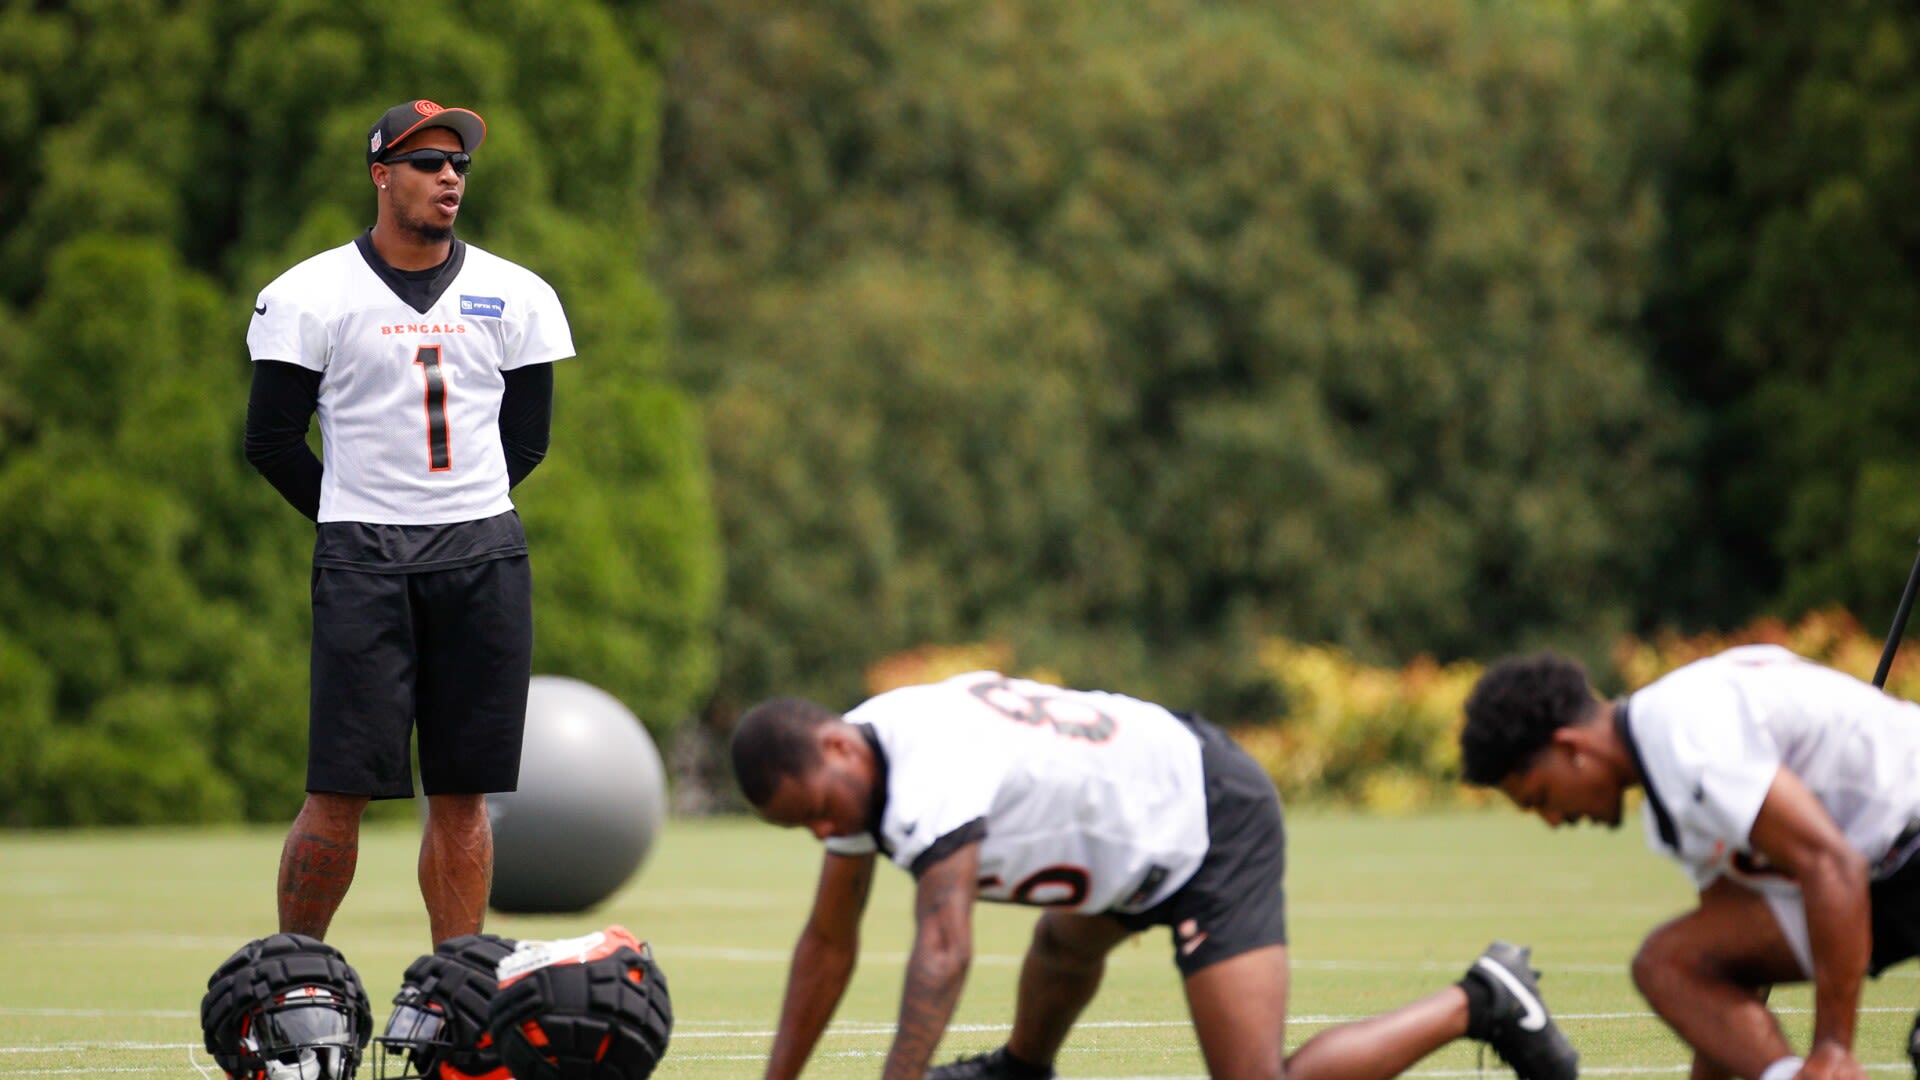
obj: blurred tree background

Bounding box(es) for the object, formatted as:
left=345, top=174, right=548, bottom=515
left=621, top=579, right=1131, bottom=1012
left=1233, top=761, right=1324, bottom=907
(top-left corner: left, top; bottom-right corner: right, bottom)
left=656, top=0, right=1696, bottom=731
left=1647, top=0, right=1920, bottom=624
left=3, top=0, right=1917, bottom=823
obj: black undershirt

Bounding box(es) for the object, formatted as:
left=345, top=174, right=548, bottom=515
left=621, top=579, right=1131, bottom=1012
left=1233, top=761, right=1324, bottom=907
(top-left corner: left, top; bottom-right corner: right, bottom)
left=354, top=231, right=467, bottom=314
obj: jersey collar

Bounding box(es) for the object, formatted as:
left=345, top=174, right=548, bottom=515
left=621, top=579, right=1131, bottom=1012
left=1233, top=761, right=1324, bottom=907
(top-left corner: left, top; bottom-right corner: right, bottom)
left=1613, top=697, right=1678, bottom=852
left=856, top=722, right=892, bottom=856
left=354, top=230, right=468, bottom=315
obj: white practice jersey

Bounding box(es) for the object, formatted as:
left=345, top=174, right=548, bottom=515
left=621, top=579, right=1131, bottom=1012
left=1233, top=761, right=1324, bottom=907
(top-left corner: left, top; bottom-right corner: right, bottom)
left=1625, top=643, right=1920, bottom=899
left=823, top=671, right=1211, bottom=915
left=246, top=238, right=574, bottom=525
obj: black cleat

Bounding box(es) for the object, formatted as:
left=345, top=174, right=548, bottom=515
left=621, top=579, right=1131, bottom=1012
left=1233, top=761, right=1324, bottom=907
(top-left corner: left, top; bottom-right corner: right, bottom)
left=1463, top=941, right=1579, bottom=1080
left=927, top=1046, right=1056, bottom=1080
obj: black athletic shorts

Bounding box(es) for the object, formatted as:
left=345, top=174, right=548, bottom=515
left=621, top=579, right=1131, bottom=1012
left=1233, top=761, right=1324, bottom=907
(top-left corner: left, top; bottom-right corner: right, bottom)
left=1113, top=713, right=1288, bottom=976
left=308, top=555, right=532, bottom=799
left=1869, top=843, right=1920, bottom=975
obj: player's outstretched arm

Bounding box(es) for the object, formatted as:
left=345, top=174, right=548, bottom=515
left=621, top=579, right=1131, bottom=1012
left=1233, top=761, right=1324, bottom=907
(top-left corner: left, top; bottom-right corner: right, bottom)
left=765, top=851, right=876, bottom=1080
left=1747, top=768, right=1871, bottom=1078
left=882, top=840, right=981, bottom=1080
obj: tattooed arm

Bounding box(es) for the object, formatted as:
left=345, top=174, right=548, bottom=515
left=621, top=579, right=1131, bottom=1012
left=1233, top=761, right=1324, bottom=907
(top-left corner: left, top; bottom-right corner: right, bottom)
left=881, top=840, right=981, bottom=1080
left=765, top=852, right=877, bottom=1080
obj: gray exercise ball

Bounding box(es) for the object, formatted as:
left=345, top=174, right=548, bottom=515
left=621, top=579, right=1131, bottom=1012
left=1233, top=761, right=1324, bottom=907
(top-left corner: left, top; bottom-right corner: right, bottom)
left=487, top=675, right=668, bottom=914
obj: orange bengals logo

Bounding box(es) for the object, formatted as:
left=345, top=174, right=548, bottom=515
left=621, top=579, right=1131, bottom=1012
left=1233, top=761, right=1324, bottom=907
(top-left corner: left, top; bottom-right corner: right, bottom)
left=415, top=100, right=444, bottom=117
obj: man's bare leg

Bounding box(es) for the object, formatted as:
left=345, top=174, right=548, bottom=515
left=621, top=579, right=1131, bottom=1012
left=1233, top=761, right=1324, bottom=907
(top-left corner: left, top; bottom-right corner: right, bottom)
left=1632, top=880, right=1805, bottom=1079
left=1004, top=912, right=1134, bottom=1067
left=1284, top=984, right=1470, bottom=1079
left=420, top=793, right=493, bottom=945
left=1185, top=942, right=1483, bottom=1080
left=1183, top=944, right=1289, bottom=1080
left=278, top=793, right=369, bottom=939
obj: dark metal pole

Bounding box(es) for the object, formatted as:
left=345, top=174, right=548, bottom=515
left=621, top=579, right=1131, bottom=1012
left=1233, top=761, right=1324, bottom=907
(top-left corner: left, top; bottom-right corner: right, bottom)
left=1873, top=537, right=1920, bottom=688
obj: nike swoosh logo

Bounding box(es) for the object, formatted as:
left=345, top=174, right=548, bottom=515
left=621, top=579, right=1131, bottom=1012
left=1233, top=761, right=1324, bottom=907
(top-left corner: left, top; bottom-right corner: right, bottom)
left=254, top=303, right=267, bottom=315
left=1475, top=956, right=1547, bottom=1032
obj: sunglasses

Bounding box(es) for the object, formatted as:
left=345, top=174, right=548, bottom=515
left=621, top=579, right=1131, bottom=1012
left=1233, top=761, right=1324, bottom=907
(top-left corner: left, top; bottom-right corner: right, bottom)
left=381, top=149, right=472, bottom=176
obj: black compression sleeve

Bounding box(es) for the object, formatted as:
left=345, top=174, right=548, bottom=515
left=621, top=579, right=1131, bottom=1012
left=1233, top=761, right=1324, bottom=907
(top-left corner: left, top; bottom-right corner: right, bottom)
left=244, top=360, right=323, bottom=521
left=500, top=364, right=554, bottom=488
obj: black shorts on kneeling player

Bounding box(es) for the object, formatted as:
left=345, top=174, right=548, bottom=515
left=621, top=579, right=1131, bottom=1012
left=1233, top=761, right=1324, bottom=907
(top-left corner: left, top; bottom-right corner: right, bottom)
left=1113, top=714, right=1288, bottom=976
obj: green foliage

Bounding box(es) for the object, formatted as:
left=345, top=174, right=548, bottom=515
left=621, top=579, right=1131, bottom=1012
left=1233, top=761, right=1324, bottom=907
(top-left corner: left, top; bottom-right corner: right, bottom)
left=0, top=632, right=53, bottom=827
left=36, top=686, right=242, bottom=825
left=1648, top=0, right=1920, bottom=625
left=12, top=0, right=1915, bottom=824
left=0, top=0, right=715, bottom=824
left=0, top=234, right=310, bottom=822
left=520, top=379, right=720, bottom=733
left=657, top=0, right=1689, bottom=719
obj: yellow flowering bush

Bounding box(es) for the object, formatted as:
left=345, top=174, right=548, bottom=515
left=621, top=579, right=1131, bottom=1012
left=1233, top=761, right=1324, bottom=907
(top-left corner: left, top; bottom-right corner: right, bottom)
left=864, top=641, right=1063, bottom=696
left=1232, top=641, right=1490, bottom=812
left=1609, top=607, right=1920, bottom=700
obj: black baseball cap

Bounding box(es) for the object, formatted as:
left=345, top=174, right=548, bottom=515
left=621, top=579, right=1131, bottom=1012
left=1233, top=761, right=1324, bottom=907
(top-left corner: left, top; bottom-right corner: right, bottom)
left=367, top=100, right=486, bottom=165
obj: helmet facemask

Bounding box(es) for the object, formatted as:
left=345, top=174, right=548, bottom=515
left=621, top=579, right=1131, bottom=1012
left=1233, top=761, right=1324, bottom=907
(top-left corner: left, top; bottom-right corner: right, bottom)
left=373, top=934, right=517, bottom=1080
left=242, top=987, right=360, bottom=1080
left=372, top=985, right=449, bottom=1080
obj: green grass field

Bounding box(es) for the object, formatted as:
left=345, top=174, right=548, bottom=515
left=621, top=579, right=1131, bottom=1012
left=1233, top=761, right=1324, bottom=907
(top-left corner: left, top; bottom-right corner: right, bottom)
left=2, top=809, right=1915, bottom=1077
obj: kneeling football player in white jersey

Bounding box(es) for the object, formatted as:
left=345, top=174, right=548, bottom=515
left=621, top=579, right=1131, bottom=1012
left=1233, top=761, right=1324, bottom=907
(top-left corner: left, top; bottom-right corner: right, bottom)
left=1463, top=644, right=1920, bottom=1080
left=733, top=671, right=1579, bottom=1080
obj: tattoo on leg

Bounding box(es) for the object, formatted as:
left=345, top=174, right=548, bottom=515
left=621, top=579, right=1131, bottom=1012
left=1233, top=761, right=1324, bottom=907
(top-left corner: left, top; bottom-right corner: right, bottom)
left=278, top=831, right=358, bottom=939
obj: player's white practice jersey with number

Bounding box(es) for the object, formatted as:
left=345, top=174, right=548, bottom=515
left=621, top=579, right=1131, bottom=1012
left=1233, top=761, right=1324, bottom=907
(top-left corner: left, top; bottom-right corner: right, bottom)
left=823, top=671, right=1211, bottom=915
left=1625, top=643, right=1920, bottom=897
left=246, top=239, right=574, bottom=525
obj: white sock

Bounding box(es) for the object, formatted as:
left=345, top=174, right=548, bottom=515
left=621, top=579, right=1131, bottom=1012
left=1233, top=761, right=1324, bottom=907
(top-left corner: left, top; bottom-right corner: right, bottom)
left=1757, top=1056, right=1803, bottom=1080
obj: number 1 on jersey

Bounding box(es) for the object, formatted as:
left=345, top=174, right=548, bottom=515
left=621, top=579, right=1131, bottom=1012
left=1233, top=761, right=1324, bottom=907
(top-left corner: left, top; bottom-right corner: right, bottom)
left=414, top=345, right=452, bottom=472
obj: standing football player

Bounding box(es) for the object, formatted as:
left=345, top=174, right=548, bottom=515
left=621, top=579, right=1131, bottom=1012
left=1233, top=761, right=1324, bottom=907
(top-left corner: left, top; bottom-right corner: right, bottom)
left=244, top=99, right=574, bottom=946
left=1460, top=644, right=1920, bottom=1080
left=731, top=671, right=1579, bottom=1080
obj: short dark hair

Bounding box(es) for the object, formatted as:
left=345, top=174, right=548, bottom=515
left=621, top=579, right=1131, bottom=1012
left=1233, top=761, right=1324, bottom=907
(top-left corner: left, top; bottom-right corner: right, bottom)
left=1459, top=652, right=1597, bottom=786
left=730, top=697, right=841, bottom=807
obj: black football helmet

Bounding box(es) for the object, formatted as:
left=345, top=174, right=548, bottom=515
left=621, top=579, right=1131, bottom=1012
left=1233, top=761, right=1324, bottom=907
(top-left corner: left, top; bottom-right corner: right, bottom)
left=201, top=934, right=373, bottom=1080
left=374, top=933, right=518, bottom=1080
left=486, top=926, right=672, bottom=1080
